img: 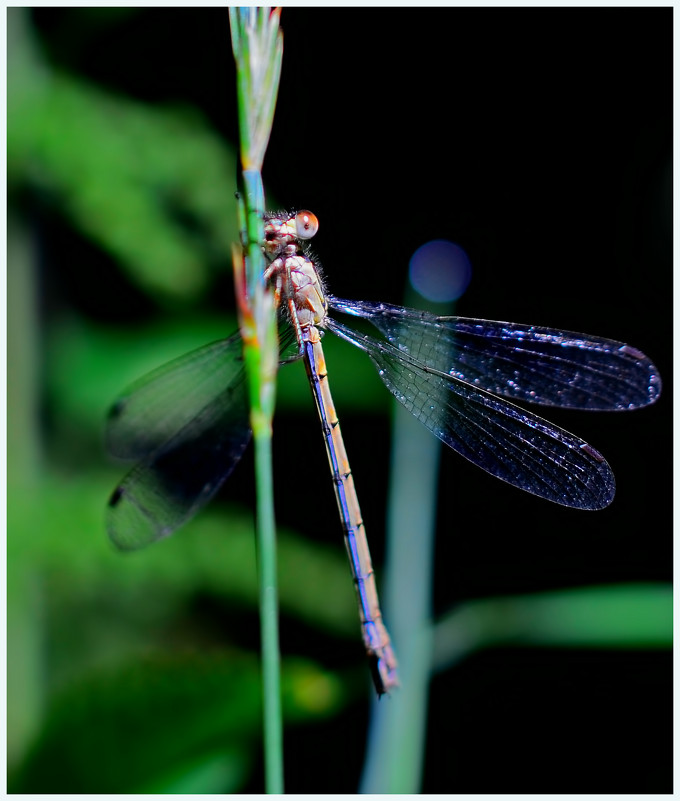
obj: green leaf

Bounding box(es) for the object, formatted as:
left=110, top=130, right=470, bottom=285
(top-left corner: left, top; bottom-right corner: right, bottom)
left=10, top=70, right=239, bottom=302
left=432, top=582, right=673, bottom=671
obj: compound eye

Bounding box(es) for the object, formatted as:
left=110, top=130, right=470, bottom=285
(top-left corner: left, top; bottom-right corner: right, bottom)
left=295, top=210, right=319, bottom=240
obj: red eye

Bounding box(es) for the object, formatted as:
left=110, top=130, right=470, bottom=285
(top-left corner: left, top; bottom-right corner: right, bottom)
left=295, top=210, right=319, bottom=240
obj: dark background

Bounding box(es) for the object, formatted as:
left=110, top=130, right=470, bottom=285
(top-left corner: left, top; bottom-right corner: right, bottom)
left=12, top=7, right=672, bottom=793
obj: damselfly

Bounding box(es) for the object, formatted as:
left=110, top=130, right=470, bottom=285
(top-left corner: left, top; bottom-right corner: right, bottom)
left=107, top=210, right=661, bottom=695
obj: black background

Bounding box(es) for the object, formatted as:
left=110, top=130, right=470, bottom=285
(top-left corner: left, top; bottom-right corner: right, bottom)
left=31, top=7, right=672, bottom=793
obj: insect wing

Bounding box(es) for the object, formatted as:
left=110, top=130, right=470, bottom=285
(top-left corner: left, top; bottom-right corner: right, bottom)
left=328, top=317, right=615, bottom=510
left=106, top=333, right=251, bottom=550
left=329, top=298, right=661, bottom=411
left=107, top=333, right=246, bottom=460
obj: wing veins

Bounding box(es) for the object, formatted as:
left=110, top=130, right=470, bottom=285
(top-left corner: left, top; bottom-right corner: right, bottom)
left=327, top=316, right=613, bottom=508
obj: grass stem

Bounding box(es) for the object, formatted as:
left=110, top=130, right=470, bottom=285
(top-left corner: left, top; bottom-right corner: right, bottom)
left=229, top=8, right=284, bottom=793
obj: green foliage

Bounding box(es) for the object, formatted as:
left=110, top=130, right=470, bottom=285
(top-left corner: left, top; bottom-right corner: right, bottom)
left=9, top=55, right=239, bottom=302
left=10, top=652, right=343, bottom=793
left=432, top=582, right=673, bottom=665
left=8, top=468, right=356, bottom=788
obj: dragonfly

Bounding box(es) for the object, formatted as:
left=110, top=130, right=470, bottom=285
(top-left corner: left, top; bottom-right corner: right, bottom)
left=107, top=209, right=661, bottom=696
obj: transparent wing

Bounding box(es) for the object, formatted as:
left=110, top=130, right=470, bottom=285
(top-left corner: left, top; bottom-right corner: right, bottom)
left=106, top=333, right=253, bottom=550
left=327, top=317, right=617, bottom=510
left=107, top=333, right=246, bottom=460
left=107, top=377, right=251, bottom=550
left=329, top=298, right=661, bottom=411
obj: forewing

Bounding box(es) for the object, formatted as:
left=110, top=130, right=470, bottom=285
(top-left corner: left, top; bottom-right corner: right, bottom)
left=106, top=327, right=300, bottom=550
left=329, top=298, right=661, bottom=411
left=107, top=333, right=245, bottom=460
left=328, top=318, right=615, bottom=509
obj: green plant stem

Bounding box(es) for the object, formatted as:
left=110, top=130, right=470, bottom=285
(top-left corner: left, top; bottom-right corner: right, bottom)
left=230, top=8, right=284, bottom=793
left=236, top=164, right=283, bottom=798
left=361, top=288, right=452, bottom=793
left=360, top=403, right=439, bottom=793
left=254, top=431, right=283, bottom=793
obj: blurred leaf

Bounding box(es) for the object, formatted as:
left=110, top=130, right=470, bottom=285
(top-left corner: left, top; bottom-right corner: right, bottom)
left=432, top=582, right=673, bottom=672
left=8, top=464, right=357, bottom=776
left=139, top=749, right=251, bottom=794
left=9, top=43, right=239, bottom=301
left=8, top=470, right=362, bottom=679
left=9, top=651, right=344, bottom=793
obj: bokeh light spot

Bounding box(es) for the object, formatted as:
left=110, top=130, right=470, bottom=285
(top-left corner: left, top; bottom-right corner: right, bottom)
left=408, top=239, right=472, bottom=302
